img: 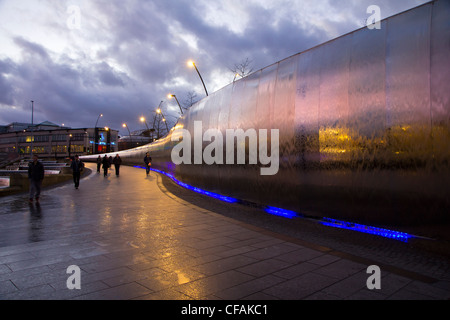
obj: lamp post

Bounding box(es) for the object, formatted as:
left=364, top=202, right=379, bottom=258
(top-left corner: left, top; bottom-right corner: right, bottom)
left=104, top=127, right=111, bottom=153
left=30, top=100, right=34, bottom=157
left=168, top=94, right=183, bottom=115
left=95, top=114, right=103, bottom=128
left=156, top=108, right=169, bottom=133
left=140, top=117, right=150, bottom=130
left=187, top=60, right=208, bottom=97
left=68, top=134, right=73, bottom=158
left=122, top=123, right=133, bottom=149
left=93, top=114, right=103, bottom=155
left=140, top=116, right=155, bottom=141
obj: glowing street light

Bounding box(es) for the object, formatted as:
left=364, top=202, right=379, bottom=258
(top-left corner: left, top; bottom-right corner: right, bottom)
left=68, top=134, right=73, bottom=158
left=140, top=116, right=155, bottom=140
left=30, top=100, right=34, bottom=157
left=187, top=60, right=208, bottom=97
left=92, top=114, right=103, bottom=155
left=167, top=94, right=183, bottom=114
left=140, top=116, right=150, bottom=130
left=122, top=123, right=133, bottom=147
left=155, top=106, right=169, bottom=132
left=95, top=114, right=103, bottom=128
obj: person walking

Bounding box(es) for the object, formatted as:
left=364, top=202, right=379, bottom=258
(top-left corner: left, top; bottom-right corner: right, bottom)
left=144, top=152, right=152, bottom=176
left=96, top=155, right=102, bottom=173
left=70, top=155, right=84, bottom=189
left=113, top=154, right=122, bottom=177
left=102, top=155, right=110, bottom=177
left=28, top=154, right=45, bottom=203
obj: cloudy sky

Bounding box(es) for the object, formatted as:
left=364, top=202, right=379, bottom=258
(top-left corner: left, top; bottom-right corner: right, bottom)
left=0, top=0, right=428, bottom=136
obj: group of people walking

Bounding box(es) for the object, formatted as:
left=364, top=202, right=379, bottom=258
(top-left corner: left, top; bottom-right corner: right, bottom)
left=96, top=154, right=122, bottom=177
left=28, top=152, right=152, bottom=202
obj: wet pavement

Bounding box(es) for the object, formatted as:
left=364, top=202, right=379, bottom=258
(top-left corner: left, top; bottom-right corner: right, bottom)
left=0, top=163, right=449, bottom=301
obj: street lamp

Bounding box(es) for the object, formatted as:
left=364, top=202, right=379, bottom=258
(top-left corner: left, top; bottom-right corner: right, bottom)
left=103, top=126, right=111, bottom=153
left=156, top=107, right=169, bottom=132
left=167, top=94, right=183, bottom=115
left=187, top=60, right=208, bottom=97
left=30, top=100, right=34, bottom=157
left=140, top=116, right=155, bottom=140
left=140, top=117, right=150, bottom=130
left=68, top=134, right=73, bottom=158
left=92, top=114, right=103, bottom=155
left=122, top=123, right=133, bottom=148
left=95, top=114, right=103, bottom=128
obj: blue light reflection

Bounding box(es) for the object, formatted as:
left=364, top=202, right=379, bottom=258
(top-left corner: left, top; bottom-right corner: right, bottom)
left=320, top=218, right=414, bottom=242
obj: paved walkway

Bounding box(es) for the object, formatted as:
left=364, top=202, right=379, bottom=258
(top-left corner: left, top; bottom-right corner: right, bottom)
left=0, top=163, right=449, bottom=301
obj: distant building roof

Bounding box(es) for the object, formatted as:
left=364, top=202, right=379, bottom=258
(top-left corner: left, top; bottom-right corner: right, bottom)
left=6, top=122, right=31, bottom=132
left=34, top=121, right=63, bottom=130
left=2, top=121, right=62, bottom=133
left=37, top=121, right=60, bottom=127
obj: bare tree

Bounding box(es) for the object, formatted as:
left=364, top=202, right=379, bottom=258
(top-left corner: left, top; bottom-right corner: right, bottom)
left=183, top=91, right=198, bottom=110
left=230, top=57, right=254, bottom=79
left=151, top=112, right=170, bottom=139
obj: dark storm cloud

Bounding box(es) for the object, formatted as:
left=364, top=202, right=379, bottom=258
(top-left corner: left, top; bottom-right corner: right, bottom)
left=1, top=36, right=141, bottom=130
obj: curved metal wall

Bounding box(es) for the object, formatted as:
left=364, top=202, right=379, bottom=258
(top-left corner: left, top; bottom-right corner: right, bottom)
left=82, top=0, right=450, bottom=227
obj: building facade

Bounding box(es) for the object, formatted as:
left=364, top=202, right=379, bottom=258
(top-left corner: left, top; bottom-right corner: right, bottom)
left=0, top=121, right=119, bottom=159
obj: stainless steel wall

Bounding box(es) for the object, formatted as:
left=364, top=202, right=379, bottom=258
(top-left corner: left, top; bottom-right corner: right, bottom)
left=82, top=0, right=450, bottom=227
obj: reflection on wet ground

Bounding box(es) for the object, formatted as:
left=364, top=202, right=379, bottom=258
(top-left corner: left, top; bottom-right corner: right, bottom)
left=28, top=203, right=43, bottom=243
left=0, top=168, right=99, bottom=247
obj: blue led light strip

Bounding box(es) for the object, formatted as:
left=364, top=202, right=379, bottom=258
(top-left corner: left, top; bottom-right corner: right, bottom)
left=139, top=166, right=416, bottom=242
left=134, top=166, right=238, bottom=203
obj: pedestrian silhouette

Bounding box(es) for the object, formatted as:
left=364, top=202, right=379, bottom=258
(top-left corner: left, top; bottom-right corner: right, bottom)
left=96, top=155, right=102, bottom=173
left=70, top=155, right=84, bottom=189
left=102, top=155, right=110, bottom=177
left=28, top=154, right=44, bottom=203
left=144, top=152, right=152, bottom=176
left=113, top=154, right=122, bottom=176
